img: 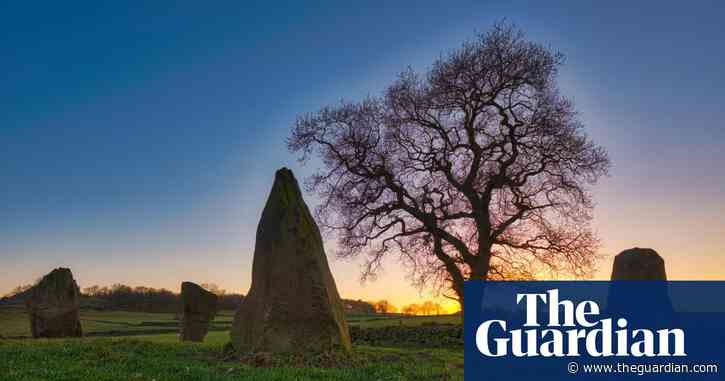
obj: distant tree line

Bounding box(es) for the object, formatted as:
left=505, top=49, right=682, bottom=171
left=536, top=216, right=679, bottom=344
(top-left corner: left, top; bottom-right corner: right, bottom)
left=2, top=283, right=379, bottom=315
left=80, top=284, right=242, bottom=313
left=372, top=299, right=450, bottom=316
left=3, top=284, right=33, bottom=299
left=342, top=299, right=376, bottom=314
left=3, top=284, right=448, bottom=316
left=400, top=301, right=447, bottom=316
left=0, top=283, right=241, bottom=313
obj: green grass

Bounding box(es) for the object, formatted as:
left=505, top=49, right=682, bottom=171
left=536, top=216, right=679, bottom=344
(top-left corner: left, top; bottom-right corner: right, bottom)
left=0, top=307, right=235, bottom=338
left=0, top=307, right=459, bottom=338
left=349, top=314, right=461, bottom=328
left=0, top=306, right=29, bottom=338
left=0, top=336, right=462, bottom=380
left=0, top=307, right=463, bottom=380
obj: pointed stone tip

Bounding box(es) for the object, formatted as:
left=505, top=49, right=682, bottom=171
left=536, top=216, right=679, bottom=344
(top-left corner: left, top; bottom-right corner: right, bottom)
left=272, top=167, right=301, bottom=193
left=261, top=167, right=305, bottom=211
left=43, top=268, right=74, bottom=281
left=274, top=167, right=295, bottom=181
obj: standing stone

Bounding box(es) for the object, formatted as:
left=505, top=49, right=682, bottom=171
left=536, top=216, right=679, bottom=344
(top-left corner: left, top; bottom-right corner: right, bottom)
left=231, top=168, right=351, bottom=353
left=180, top=281, right=218, bottom=342
left=611, top=247, right=667, bottom=280
left=26, top=268, right=82, bottom=338
left=608, top=248, right=673, bottom=322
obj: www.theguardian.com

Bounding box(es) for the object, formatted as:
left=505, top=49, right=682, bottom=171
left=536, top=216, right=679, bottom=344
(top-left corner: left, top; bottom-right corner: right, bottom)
left=570, top=361, right=719, bottom=376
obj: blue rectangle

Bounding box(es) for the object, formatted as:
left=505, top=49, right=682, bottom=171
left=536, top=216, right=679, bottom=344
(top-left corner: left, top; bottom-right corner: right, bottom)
left=464, top=281, right=725, bottom=380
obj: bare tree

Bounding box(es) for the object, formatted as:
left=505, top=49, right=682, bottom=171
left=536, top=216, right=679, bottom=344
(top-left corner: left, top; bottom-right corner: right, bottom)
left=288, top=23, right=610, bottom=311
left=402, top=304, right=421, bottom=316
left=200, top=283, right=226, bottom=296
left=420, top=301, right=436, bottom=316
left=3, top=284, right=33, bottom=298
left=373, top=299, right=397, bottom=314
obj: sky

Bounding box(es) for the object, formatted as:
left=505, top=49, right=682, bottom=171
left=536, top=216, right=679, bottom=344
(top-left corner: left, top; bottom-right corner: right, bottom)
left=2, top=1, right=724, bottom=310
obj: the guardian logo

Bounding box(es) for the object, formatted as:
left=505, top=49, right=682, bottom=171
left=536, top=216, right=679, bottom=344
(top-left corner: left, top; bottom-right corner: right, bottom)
left=476, top=289, right=686, bottom=358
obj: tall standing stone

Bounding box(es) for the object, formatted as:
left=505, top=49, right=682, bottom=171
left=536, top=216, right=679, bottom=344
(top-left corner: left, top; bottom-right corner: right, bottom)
left=611, top=247, right=667, bottom=280
left=26, top=268, right=82, bottom=338
left=180, top=281, right=218, bottom=342
left=231, top=168, right=351, bottom=352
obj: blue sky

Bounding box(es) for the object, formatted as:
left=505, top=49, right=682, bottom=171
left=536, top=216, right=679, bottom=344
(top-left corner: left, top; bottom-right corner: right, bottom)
left=2, top=1, right=724, bottom=306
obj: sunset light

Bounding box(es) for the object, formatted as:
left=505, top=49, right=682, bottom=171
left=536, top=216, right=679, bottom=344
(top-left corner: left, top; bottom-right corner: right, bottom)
left=1, top=2, right=723, bottom=380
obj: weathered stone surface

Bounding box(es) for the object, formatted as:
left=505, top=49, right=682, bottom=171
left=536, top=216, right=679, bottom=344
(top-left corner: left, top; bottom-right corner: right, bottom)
left=231, top=168, right=351, bottom=353
left=180, top=282, right=218, bottom=342
left=611, top=247, right=667, bottom=280
left=26, top=268, right=82, bottom=338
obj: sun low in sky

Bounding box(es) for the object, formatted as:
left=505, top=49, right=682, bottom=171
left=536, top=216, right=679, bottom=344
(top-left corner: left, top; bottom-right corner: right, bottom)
left=1, top=1, right=724, bottom=309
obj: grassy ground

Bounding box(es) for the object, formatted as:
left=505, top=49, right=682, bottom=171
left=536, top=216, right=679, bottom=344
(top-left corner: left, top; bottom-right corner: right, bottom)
left=0, top=307, right=463, bottom=380
left=0, top=306, right=234, bottom=338
left=0, top=307, right=459, bottom=338
left=347, top=314, right=461, bottom=328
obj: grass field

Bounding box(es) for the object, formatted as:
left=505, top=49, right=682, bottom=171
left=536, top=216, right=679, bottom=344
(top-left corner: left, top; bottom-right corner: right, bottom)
left=0, top=306, right=235, bottom=339
left=0, top=306, right=463, bottom=380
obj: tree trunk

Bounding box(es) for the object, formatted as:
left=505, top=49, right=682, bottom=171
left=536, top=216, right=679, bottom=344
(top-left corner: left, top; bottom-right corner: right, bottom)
left=461, top=250, right=491, bottom=315
left=453, top=280, right=465, bottom=315
left=470, top=251, right=491, bottom=281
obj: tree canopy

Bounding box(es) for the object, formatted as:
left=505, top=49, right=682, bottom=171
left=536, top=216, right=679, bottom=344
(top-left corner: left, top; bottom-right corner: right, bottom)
left=289, top=23, right=610, bottom=309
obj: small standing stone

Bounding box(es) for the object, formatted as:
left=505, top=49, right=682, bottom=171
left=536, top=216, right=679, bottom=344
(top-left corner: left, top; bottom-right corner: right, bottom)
left=26, top=268, right=83, bottom=338
left=180, top=282, right=218, bottom=342
left=607, top=248, right=673, bottom=321
left=611, top=247, right=667, bottom=280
